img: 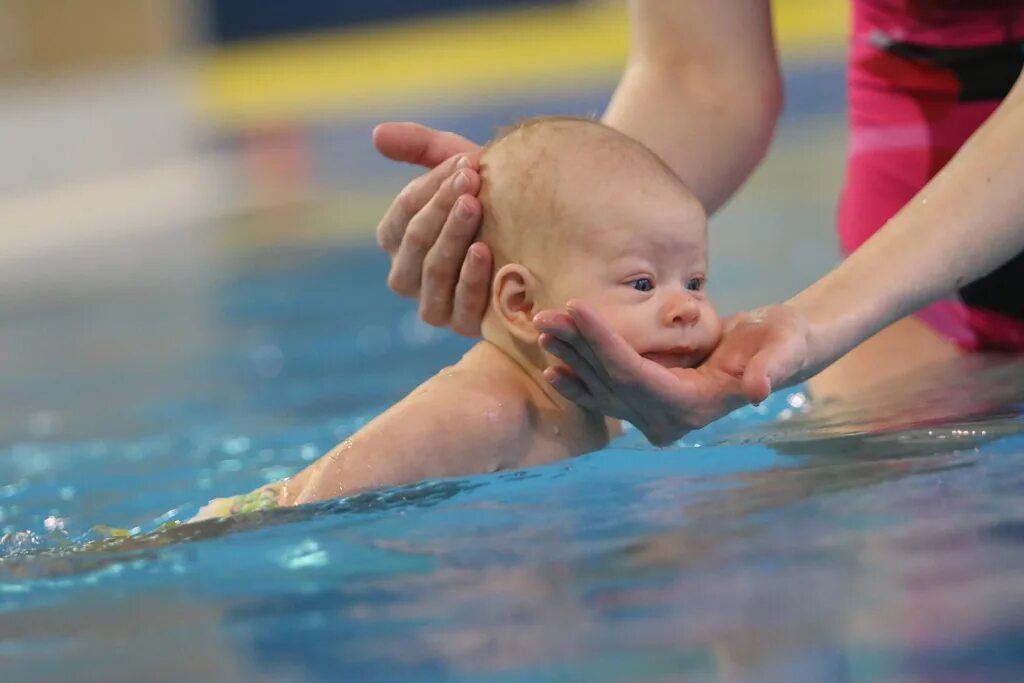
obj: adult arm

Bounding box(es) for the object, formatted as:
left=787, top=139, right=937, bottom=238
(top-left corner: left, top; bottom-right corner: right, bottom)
left=535, top=68, right=1024, bottom=445
left=372, top=0, right=782, bottom=332
left=605, top=0, right=781, bottom=212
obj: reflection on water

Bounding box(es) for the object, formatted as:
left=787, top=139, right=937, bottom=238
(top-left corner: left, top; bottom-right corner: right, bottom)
left=2, top=238, right=1024, bottom=683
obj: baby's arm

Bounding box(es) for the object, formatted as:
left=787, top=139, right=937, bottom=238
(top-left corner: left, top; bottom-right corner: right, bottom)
left=191, top=370, right=536, bottom=521
left=279, top=369, right=540, bottom=506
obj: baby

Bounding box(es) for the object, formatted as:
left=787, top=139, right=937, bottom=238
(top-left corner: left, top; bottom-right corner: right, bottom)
left=195, top=116, right=721, bottom=518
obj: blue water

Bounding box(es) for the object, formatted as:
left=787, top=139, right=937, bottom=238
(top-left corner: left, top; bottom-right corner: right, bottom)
left=3, top=240, right=1024, bottom=683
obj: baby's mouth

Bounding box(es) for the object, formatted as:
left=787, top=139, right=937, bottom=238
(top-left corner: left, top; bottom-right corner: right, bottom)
left=640, top=346, right=699, bottom=369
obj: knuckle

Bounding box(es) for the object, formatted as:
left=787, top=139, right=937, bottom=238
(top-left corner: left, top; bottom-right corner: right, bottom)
left=450, top=315, right=478, bottom=338
left=404, top=225, right=432, bottom=252
left=387, top=268, right=412, bottom=296
left=376, top=223, right=397, bottom=252
left=421, top=285, right=451, bottom=318
left=450, top=294, right=485, bottom=338
left=396, top=185, right=422, bottom=218
left=420, top=307, right=445, bottom=328
left=419, top=297, right=448, bottom=326
left=422, top=256, right=451, bottom=284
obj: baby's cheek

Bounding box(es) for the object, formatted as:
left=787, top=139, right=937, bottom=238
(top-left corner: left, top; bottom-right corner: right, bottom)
left=701, top=306, right=724, bottom=348
left=603, top=306, right=650, bottom=347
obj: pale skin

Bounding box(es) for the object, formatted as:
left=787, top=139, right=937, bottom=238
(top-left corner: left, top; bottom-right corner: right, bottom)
left=372, top=0, right=1024, bottom=445
left=194, top=120, right=719, bottom=519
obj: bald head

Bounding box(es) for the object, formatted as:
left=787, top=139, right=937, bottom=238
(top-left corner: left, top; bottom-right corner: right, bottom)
left=478, top=117, right=698, bottom=268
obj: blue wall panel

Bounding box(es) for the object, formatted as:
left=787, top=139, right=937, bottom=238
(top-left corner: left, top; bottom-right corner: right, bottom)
left=208, top=0, right=575, bottom=43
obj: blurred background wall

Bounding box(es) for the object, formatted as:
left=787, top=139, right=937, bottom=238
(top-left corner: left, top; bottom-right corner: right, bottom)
left=207, top=0, right=576, bottom=42
left=0, top=0, right=186, bottom=78
left=0, top=0, right=847, bottom=300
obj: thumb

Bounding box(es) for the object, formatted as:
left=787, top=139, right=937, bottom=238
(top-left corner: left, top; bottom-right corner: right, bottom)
left=742, top=358, right=772, bottom=405
left=372, top=122, right=480, bottom=169
left=742, top=345, right=794, bottom=405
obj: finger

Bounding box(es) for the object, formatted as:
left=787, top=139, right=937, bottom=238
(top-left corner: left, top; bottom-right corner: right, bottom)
left=743, top=344, right=797, bottom=405
left=450, top=241, right=492, bottom=337
left=420, top=194, right=485, bottom=327
left=566, top=300, right=645, bottom=385
left=543, top=366, right=600, bottom=411
left=372, top=122, right=480, bottom=168
left=539, top=334, right=614, bottom=403
left=377, top=153, right=473, bottom=257
left=742, top=354, right=773, bottom=404
left=532, top=309, right=577, bottom=340
left=388, top=167, right=481, bottom=296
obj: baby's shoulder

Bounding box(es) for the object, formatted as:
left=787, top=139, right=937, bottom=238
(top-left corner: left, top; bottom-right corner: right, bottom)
left=407, top=344, right=536, bottom=420
left=422, top=359, right=532, bottom=406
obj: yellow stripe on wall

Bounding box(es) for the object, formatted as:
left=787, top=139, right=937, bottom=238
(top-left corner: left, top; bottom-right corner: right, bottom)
left=197, top=0, right=848, bottom=128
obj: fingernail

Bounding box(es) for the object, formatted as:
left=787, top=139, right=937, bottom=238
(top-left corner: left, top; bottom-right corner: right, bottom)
left=456, top=155, right=471, bottom=170
left=454, top=170, right=470, bottom=193
left=456, top=197, right=473, bottom=219
left=469, top=243, right=484, bottom=261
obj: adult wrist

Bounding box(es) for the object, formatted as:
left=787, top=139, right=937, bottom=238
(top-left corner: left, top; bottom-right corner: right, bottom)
left=784, top=277, right=890, bottom=378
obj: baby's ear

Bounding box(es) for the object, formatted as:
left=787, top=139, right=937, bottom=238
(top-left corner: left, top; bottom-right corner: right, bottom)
left=492, top=263, right=540, bottom=343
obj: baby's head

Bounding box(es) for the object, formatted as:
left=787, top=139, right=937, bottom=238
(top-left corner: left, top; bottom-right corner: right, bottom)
left=479, top=116, right=720, bottom=370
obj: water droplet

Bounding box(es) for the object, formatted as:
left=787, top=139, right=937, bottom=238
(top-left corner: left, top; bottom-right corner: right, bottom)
left=223, top=436, right=251, bottom=455
left=251, top=345, right=285, bottom=378
left=786, top=392, right=807, bottom=409
left=217, top=458, right=243, bottom=473
left=399, top=311, right=440, bottom=346
left=279, top=539, right=328, bottom=570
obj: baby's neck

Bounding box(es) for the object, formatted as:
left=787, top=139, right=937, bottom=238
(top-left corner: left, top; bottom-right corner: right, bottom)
left=479, top=319, right=614, bottom=448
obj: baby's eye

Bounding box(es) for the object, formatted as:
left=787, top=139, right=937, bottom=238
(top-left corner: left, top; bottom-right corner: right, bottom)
left=630, top=278, right=654, bottom=292
left=686, top=277, right=705, bottom=292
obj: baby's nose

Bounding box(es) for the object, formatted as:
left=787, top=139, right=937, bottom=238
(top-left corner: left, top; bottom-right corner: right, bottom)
left=661, top=293, right=701, bottom=327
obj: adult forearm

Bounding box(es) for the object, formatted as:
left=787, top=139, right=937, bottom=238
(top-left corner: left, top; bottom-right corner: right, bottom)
left=604, top=60, right=781, bottom=213
left=790, top=73, right=1024, bottom=372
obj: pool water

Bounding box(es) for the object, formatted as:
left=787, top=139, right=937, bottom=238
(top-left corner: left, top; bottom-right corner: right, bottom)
left=2, top=238, right=1024, bottom=683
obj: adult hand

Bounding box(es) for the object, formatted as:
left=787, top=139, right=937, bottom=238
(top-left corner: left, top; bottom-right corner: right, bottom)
left=533, top=301, right=816, bottom=446
left=373, top=122, right=492, bottom=336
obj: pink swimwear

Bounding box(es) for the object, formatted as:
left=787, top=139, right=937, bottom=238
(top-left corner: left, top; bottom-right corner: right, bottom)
left=840, top=0, right=1024, bottom=351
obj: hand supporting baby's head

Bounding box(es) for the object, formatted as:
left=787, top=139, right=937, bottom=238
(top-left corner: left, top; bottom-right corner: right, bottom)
left=478, top=116, right=721, bottom=370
